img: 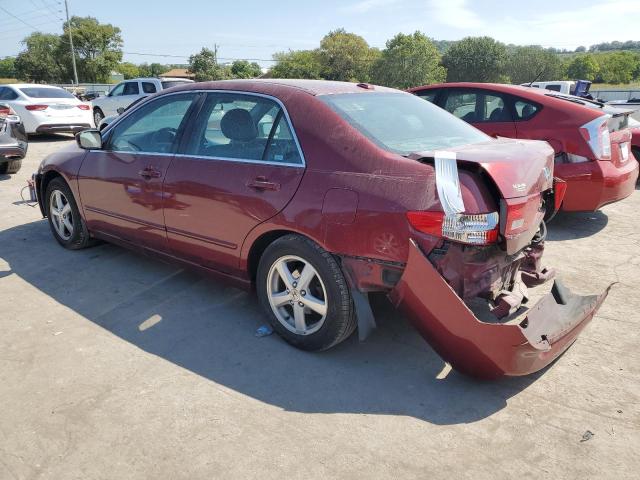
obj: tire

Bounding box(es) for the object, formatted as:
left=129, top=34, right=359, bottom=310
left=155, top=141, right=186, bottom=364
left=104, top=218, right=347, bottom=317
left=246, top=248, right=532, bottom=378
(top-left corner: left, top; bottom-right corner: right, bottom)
left=93, top=108, right=104, bottom=127
left=0, top=159, right=22, bottom=174
left=256, top=234, right=356, bottom=351
left=45, top=177, right=94, bottom=250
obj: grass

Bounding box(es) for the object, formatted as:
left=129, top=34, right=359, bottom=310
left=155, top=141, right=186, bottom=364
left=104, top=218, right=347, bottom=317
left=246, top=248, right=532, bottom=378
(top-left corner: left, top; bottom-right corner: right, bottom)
left=0, top=78, right=18, bottom=84
left=591, top=82, right=640, bottom=90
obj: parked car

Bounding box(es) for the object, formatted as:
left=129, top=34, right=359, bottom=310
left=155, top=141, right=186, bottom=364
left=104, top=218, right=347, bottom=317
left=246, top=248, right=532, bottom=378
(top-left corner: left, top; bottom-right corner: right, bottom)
left=91, top=77, right=194, bottom=126
left=522, top=80, right=592, bottom=98
left=0, top=84, right=93, bottom=135
left=34, top=79, right=608, bottom=379
left=0, top=103, right=28, bottom=174
left=98, top=96, right=146, bottom=130
left=409, top=83, right=639, bottom=211
left=628, top=117, right=640, bottom=162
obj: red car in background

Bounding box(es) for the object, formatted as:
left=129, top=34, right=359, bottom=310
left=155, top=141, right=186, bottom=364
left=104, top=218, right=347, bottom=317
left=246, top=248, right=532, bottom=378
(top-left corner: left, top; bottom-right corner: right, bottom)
left=409, top=83, right=639, bottom=211
left=629, top=116, right=640, bottom=162
left=35, top=80, right=607, bottom=379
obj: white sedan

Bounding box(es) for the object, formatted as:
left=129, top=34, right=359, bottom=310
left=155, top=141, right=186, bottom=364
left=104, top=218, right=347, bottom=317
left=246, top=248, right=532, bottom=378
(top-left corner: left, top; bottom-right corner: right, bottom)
left=0, top=84, right=93, bottom=135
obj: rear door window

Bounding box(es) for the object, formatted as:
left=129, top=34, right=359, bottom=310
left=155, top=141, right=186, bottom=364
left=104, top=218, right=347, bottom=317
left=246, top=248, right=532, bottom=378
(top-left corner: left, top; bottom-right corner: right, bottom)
left=123, top=82, right=140, bottom=95
left=142, top=82, right=157, bottom=94
left=184, top=92, right=303, bottom=164
left=545, top=84, right=561, bottom=92
left=513, top=100, right=540, bottom=121
left=443, top=90, right=512, bottom=123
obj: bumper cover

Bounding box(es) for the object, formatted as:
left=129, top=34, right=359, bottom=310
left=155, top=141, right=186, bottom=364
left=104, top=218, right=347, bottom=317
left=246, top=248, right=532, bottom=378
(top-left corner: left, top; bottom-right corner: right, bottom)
left=389, top=240, right=610, bottom=379
left=35, top=123, right=91, bottom=134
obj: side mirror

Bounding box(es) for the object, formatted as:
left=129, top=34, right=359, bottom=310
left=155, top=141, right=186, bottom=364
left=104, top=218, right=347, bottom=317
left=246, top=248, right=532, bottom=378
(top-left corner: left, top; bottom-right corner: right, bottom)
left=76, top=129, right=102, bottom=150
left=116, top=107, right=125, bottom=115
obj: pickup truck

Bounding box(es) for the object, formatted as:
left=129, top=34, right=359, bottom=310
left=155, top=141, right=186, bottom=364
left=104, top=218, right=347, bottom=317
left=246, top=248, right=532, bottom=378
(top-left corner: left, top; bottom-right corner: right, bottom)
left=91, top=77, right=194, bottom=126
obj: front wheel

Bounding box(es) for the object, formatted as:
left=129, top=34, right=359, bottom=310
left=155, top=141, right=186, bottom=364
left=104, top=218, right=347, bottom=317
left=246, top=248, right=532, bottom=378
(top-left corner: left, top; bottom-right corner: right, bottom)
left=256, top=234, right=356, bottom=351
left=45, top=177, right=94, bottom=250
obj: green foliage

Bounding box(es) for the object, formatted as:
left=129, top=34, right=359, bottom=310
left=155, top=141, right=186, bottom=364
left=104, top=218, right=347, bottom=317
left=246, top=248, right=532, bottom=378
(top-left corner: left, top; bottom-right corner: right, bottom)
left=270, top=50, right=323, bottom=79
left=566, top=54, right=600, bottom=81
left=117, top=62, right=140, bottom=79
left=442, top=37, right=508, bottom=82
left=14, top=33, right=65, bottom=83
left=590, top=41, right=640, bottom=52
left=230, top=60, right=262, bottom=79
left=505, top=46, right=564, bottom=84
left=59, top=16, right=123, bottom=82
left=370, top=32, right=446, bottom=89
left=188, top=48, right=231, bottom=81
left=0, top=57, right=16, bottom=78
left=138, top=63, right=167, bottom=77
left=318, top=29, right=378, bottom=82
left=596, top=51, right=639, bottom=84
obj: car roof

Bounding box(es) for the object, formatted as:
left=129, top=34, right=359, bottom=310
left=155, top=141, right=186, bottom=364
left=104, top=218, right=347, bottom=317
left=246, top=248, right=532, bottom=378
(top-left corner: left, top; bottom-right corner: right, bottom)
left=5, top=84, right=65, bottom=89
left=172, top=79, right=400, bottom=96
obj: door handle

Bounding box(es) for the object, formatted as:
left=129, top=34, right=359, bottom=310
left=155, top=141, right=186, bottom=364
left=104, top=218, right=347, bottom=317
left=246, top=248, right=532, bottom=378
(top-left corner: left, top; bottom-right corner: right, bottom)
left=247, top=177, right=280, bottom=191
left=138, top=167, right=161, bottom=179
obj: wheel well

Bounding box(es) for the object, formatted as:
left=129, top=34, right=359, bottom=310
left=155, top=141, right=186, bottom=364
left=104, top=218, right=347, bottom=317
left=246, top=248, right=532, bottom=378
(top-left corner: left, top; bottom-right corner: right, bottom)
left=247, top=230, right=300, bottom=282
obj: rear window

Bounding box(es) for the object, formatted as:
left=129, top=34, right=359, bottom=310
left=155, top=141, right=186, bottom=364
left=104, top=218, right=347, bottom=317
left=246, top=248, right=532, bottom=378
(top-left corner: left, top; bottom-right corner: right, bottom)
left=142, top=82, right=157, bottom=94
left=514, top=100, right=540, bottom=120
left=161, top=80, right=190, bottom=89
left=545, top=85, right=562, bottom=92
left=321, top=92, right=489, bottom=155
left=19, top=87, right=75, bottom=99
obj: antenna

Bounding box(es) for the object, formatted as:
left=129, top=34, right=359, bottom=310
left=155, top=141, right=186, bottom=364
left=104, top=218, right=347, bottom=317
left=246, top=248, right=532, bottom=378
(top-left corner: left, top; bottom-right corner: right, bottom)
left=527, top=68, right=545, bottom=87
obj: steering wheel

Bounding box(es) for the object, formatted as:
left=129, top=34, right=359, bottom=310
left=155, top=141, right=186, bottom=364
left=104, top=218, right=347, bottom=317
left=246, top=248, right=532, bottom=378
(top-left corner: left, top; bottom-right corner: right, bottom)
left=151, top=127, right=178, bottom=145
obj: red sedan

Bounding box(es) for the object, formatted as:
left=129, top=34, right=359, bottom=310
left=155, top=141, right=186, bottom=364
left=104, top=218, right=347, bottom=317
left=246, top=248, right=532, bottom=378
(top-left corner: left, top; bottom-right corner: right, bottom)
left=35, top=80, right=607, bottom=379
left=408, top=83, right=639, bottom=211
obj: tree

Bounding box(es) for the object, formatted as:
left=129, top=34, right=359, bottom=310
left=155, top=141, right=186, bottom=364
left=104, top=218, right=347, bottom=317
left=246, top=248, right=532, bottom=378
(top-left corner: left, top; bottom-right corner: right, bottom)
left=270, top=50, right=323, bottom=79
left=188, top=47, right=230, bottom=81
left=117, top=62, right=140, bottom=79
left=58, top=16, right=123, bottom=83
left=230, top=60, right=262, bottom=79
left=0, top=57, right=16, bottom=78
left=442, top=36, right=508, bottom=83
left=505, top=46, right=564, bottom=84
left=318, top=29, right=377, bottom=82
left=597, top=51, right=639, bottom=84
left=575, top=46, right=586, bottom=53
left=566, top=54, right=600, bottom=81
left=138, top=62, right=168, bottom=77
left=14, top=33, right=65, bottom=83
left=370, top=32, right=445, bottom=89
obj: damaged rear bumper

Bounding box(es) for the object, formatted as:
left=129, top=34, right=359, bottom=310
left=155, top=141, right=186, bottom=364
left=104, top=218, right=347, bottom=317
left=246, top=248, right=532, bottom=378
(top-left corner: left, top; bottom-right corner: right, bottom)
left=389, top=240, right=610, bottom=379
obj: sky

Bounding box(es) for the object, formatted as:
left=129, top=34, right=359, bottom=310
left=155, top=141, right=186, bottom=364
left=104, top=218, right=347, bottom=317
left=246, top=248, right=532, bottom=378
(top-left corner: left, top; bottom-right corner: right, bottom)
left=0, top=0, right=638, bottom=65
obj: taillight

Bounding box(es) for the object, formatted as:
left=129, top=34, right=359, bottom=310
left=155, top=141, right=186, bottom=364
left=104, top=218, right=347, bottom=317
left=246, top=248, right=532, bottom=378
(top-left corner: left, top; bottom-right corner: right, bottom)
left=0, top=105, right=10, bottom=117
left=25, top=104, right=48, bottom=111
left=501, top=194, right=542, bottom=239
left=77, top=104, right=90, bottom=110
left=407, top=211, right=499, bottom=245
left=553, top=178, right=567, bottom=212
left=580, top=116, right=611, bottom=160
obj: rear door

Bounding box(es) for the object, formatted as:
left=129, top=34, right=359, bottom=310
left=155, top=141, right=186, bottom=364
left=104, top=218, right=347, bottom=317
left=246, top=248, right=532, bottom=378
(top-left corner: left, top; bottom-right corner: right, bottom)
left=78, top=92, right=200, bottom=251
left=440, top=88, right=517, bottom=138
left=163, top=91, right=305, bottom=274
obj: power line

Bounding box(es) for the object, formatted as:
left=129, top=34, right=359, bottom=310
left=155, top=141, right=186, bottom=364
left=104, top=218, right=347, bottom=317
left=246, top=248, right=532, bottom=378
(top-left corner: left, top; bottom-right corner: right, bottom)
left=0, top=4, right=41, bottom=29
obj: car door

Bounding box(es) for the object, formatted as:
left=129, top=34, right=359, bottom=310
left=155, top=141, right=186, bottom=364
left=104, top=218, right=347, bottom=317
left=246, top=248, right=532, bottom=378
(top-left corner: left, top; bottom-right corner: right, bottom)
left=100, top=82, right=125, bottom=116
left=163, top=91, right=305, bottom=274
left=117, top=81, right=143, bottom=111
left=78, top=92, right=200, bottom=252
left=440, top=88, right=517, bottom=138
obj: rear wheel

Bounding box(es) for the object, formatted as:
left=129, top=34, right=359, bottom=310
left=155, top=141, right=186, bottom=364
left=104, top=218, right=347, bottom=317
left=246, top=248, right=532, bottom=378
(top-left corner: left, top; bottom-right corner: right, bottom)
left=93, top=108, right=104, bottom=127
left=45, top=177, right=93, bottom=250
left=0, top=159, right=22, bottom=174
left=256, top=234, right=356, bottom=351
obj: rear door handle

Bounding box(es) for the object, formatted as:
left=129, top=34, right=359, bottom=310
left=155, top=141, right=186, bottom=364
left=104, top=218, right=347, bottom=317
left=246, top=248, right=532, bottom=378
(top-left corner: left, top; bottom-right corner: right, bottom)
left=247, top=177, right=280, bottom=191
left=138, top=167, right=161, bottom=179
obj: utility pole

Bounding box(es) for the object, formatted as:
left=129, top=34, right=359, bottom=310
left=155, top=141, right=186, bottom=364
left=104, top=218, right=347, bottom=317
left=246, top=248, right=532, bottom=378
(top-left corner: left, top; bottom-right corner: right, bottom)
left=64, top=0, right=79, bottom=85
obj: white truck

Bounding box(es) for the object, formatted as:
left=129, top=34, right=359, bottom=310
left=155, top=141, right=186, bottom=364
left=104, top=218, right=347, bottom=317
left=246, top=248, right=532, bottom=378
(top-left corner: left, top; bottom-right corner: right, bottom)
left=91, top=77, right=194, bottom=126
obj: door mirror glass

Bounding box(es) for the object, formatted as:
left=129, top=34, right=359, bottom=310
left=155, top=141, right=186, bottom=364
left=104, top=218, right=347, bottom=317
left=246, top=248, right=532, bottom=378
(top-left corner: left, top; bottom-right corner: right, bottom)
left=76, top=129, right=102, bottom=149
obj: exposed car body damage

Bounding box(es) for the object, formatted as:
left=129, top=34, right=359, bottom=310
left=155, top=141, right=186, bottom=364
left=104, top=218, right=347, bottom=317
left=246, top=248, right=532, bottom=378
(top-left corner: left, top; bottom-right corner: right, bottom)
left=390, top=240, right=610, bottom=379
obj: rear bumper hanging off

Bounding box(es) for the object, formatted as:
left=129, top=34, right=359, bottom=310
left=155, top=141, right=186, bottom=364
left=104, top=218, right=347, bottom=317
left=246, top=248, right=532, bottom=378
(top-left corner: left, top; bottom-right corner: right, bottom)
left=389, top=240, right=610, bottom=379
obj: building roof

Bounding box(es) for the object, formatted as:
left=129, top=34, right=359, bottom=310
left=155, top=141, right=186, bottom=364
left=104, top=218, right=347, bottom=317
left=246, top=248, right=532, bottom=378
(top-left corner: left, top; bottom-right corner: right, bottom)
left=160, top=68, right=195, bottom=79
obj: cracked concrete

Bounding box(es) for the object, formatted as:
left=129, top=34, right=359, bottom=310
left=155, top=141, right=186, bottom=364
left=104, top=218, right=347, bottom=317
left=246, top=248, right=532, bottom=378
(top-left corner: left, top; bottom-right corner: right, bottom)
left=0, top=135, right=639, bottom=479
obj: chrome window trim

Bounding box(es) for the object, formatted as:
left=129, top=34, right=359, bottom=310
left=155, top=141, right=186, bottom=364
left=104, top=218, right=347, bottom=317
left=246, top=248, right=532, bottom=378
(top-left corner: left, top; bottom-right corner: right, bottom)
left=102, top=89, right=307, bottom=168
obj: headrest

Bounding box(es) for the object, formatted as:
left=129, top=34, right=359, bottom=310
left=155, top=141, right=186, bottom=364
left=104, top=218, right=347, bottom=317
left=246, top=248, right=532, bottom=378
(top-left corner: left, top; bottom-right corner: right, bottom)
left=220, top=108, right=258, bottom=142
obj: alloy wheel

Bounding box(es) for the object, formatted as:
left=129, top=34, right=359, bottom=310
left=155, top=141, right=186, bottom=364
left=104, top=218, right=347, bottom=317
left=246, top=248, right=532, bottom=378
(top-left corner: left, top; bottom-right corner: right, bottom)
left=49, top=190, right=74, bottom=241
left=267, top=255, right=328, bottom=335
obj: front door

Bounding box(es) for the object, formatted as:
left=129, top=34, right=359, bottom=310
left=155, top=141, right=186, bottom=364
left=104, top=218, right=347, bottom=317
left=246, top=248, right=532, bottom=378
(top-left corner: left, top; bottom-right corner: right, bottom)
left=440, top=88, right=517, bottom=138
left=163, top=91, right=305, bottom=274
left=78, top=92, right=200, bottom=252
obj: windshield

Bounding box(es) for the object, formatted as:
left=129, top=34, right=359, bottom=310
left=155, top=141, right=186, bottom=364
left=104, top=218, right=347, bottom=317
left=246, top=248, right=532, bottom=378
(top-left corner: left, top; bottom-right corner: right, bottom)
left=20, top=87, right=76, bottom=99
left=320, top=92, right=489, bottom=155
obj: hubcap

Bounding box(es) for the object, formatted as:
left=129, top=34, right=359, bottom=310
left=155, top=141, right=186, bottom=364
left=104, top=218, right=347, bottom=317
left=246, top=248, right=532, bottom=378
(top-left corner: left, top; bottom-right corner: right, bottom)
left=267, top=255, right=328, bottom=335
left=49, top=190, right=74, bottom=240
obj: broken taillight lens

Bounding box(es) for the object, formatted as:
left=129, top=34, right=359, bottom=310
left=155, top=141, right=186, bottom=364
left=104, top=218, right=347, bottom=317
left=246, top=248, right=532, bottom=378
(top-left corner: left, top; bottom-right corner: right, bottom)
left=502, top=194, right=543, bottom=239
left=580, top=116, right=611, bottom=160
left=407, top=211, right=499, bottom=245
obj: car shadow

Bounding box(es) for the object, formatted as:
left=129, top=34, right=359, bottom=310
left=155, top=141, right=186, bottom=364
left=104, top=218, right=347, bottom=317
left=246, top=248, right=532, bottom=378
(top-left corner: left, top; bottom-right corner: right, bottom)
left=547, top=210, right=609, bottom=241
left=0, top=219, right=544, bottom=425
